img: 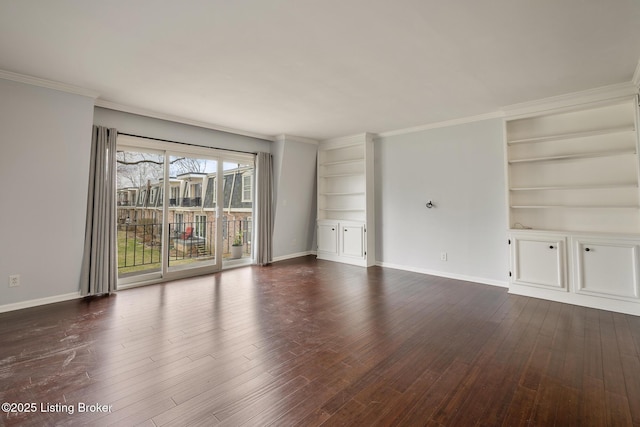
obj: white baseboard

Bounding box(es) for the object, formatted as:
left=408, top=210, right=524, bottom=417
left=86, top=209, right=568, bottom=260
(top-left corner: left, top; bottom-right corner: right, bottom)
left=375, top=261, right=509, bottom=288
left=0, top=291, right=82, bottom=313
left=508, top=284, right=640, bottom=316
left=316, top=253, right=371, bottom=267
left=273, top=251, right=316, bottom=263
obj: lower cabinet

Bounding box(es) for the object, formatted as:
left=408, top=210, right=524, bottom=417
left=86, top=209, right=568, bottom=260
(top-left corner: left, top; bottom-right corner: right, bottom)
left=317, top=220, right=367, bottom=266
left=573, top=237, right=640, bottom=300
left=341, top=224, right=364, bottom=258
left=509, top=231, right=640, bottom=314
left=510, top=233, right=566, bottom=290
left=317, top=222, right=338, bottom=255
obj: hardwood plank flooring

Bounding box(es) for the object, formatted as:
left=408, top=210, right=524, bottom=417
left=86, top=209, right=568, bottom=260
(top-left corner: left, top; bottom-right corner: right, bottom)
left=0, top=256, right=639, bottom=426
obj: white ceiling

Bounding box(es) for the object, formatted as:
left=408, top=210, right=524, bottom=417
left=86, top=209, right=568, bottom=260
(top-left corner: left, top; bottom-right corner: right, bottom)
left=1, top=0, right=639, bottom=141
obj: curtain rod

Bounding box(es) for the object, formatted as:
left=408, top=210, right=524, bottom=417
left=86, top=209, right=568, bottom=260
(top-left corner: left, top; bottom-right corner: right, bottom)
left=117, top=132, right=258, bottom=156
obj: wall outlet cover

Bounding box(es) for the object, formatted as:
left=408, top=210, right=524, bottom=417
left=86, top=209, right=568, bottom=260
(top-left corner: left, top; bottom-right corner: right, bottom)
left=9, top=274, right=20, bottom=287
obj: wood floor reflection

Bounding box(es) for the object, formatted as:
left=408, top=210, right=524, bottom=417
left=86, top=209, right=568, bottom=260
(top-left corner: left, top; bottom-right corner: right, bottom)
left=1, top=256, right=639, bottom=426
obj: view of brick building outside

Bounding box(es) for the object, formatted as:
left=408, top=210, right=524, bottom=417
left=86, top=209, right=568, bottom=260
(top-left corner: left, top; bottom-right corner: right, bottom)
left=117, top=165, right=253, bottom=265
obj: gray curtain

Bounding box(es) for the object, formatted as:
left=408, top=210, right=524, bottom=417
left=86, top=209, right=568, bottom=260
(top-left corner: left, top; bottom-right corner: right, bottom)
left=255, top=152, right=274, bottom=265
left=80, top=125, right=118, bottom=296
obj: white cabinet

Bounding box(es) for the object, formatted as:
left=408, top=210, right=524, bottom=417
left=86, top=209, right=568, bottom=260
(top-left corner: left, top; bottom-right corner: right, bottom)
left=340, top=223, right=365, bottom=258
left=317, top=134, right=374, bottom=267
left=317, top=222, right=338, bottom=255
left=573, top=237, right=640, bottom=300
left=508, top=231, right=640, bottom=315
left=505, top=94, right=640, bottom=315
left=510, top=233, right=566, bottom=290
left=317, top=220, right=367, bottom=265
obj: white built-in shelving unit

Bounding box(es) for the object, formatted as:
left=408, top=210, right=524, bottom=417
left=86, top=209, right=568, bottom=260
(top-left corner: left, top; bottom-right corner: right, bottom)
left=507, top=97, right=640, bottom=232
left=505, top=94, right=640, bottom=315
left=317, top=133, right=374, bottom=267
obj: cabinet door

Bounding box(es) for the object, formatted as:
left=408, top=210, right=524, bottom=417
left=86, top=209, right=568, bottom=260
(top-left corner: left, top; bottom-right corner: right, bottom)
left=341, top=224, right=364, bottom=258
left=317, top=222, right=338, bottom=254
left=574, top=238, right=640, bottom=300
left=511, top=234, right=566, bottom=290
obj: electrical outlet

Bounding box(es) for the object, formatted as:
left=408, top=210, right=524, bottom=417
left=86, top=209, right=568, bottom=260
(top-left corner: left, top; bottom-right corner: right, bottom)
left=440, top=252, right=447, bottom=261
left=9, top=274, right=20, bottom=287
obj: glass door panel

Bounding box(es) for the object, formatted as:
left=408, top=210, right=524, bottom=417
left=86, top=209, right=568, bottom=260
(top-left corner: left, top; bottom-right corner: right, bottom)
left=116, top=135, right=256, bottom=288
left=222, top=160, right=254, bottom=267
left=116, top=149, right=164, bottom=279
left=167, top=155, right=218, bottom=272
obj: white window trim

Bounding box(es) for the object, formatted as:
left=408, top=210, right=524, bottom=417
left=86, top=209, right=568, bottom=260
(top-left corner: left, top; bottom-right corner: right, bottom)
left=195, top=214, right=207, bottom=238
left=193, top=182, right=202, bottom=198
left=175, top=213, right=184, bottom=232
left=212, top=177, right=217, bottom=204
left=242, top=174, right=253, bottom=202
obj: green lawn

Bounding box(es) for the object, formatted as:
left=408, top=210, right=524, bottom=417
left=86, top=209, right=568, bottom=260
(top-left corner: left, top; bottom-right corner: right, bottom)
left=117, top=230, right=221, bottom=276
left=117, top=230, right=162, bottom=275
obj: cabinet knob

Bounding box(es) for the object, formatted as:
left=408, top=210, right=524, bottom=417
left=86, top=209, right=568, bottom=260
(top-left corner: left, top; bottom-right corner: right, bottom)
left=585, top=247, right=591, bottom=252
left=331, top=228, right=335, bottom=231
left=345, top=229, right=348, bottom=232
left=549, top=245, right=555, bottom=249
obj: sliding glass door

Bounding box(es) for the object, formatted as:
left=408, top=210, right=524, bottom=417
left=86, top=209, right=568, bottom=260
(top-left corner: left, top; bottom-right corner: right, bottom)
left=167, top=154, right=218, bottom=273
left=116, top=147, right=165, bottom=279
left=222, top=160, right=254, bottom=268
left=116, top=136, right=254, bottom=286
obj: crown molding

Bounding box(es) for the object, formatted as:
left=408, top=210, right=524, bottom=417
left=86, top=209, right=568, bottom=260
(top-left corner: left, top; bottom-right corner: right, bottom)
left=95, top=99, right=275, bottom=142
left=375, top=111, right=504, bottom=139
left=502, top=82, right=638, bottom=119
left=0, top=69, right=273, bottom=141
left=0, top=69, right=100, bottom=99
left=274, top=134, right=319, bottom=145
left=346, top=78, right=640, bottom=140
left=632, top=60, right=640, bottom=89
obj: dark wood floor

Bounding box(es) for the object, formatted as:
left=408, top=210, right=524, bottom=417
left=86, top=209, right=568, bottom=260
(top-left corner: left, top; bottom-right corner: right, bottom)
left=1, top=256, right=639, bottom=426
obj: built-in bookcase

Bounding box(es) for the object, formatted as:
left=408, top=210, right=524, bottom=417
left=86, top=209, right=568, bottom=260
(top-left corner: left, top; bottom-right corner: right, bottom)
left=506, top=96, right=640, bottom=234
left=505, top=94, right=640, bottom=316
left=317, top=133, right=374, bottom=267
left=318, top=142, right=367, bottom=221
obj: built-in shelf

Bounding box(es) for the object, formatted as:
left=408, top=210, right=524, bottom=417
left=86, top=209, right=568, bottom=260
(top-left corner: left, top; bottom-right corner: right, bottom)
left=321, top=172, right=363, bottom=178
left=506, top=96, right=640, bottom=315
left=320, top=192, right=366, bottom=196
left=509, top=148, right=635, bottom=164
left=317, top=134, right=375, bottom=267
left=322, top=141, right=363, bottom=150
left=319, top=208, right=366, bottom=212
left=510, top=183, right=638, bottom=191
left=506, top=96, right=640, bottom=234
left=507, top=125, right=635, bottom=145
left=320, top=158, right=365, bottom=166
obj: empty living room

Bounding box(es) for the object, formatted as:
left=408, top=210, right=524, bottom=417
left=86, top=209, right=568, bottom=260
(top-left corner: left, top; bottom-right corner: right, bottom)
left=1, top=1, right=640, bottom=426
